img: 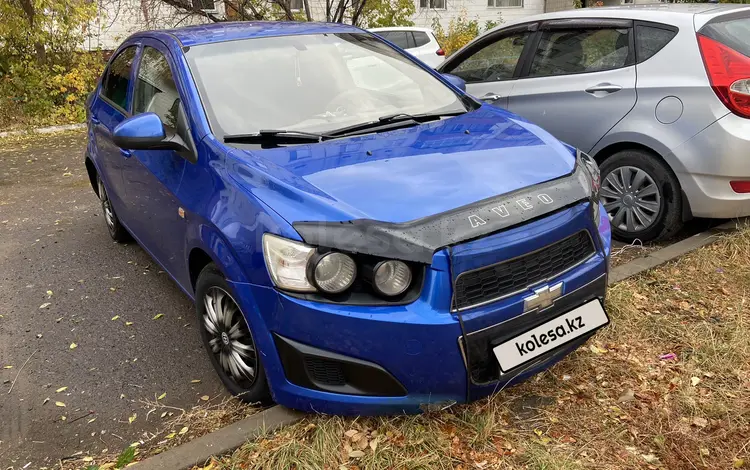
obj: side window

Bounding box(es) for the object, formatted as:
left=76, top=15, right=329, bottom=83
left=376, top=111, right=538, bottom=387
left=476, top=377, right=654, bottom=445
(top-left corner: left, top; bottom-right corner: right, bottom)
left=529, top=28, right=631, bottom=77
left=385, top=31, right=410, bottom=49
left=636, top=25, right=677, bottom=63
left=413, top=32, right=430, bottom=47
left=133, top=47, right=180, bottom=130
left=102, top=46, right=136, bottom=111
left=446, top=32, right=530, bottom=83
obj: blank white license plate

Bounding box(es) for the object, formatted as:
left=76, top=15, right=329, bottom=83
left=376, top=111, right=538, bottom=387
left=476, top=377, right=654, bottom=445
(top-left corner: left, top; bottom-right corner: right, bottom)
left=493, top=300, right=609, bottom=373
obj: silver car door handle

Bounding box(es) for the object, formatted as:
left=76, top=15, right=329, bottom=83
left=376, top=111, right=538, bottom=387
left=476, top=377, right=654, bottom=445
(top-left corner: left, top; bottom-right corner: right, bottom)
left=585, top=83, right=623, bottom=94
left=480, top=93, right=502, bottom=102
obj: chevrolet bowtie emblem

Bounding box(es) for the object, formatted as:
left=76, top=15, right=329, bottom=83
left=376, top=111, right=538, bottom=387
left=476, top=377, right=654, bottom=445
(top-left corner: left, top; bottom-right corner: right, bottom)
left=523, top=282, right=563, bottom=312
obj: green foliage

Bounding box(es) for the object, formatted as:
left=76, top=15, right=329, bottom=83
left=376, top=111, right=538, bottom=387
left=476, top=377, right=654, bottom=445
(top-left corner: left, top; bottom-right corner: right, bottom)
left=115, top=446, right=136, bottom=468
left=360, top=0, right=416, bottom=28
left=432, top=10, right=501, bottom=57
left=0, top=0, right=102, bottom=129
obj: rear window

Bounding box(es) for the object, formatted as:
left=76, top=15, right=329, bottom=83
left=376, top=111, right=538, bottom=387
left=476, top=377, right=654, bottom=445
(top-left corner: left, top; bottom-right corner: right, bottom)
left=381, top=31, right=411, bottom=49
left=635, top=25, right=677, bottom=63
left=700, top=13, right=750, bottom=57
left=413, top=31, right=430, bottom=47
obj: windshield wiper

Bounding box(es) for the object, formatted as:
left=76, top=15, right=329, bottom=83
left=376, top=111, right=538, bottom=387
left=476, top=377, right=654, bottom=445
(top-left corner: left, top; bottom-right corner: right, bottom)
left=327, top=110, right=467, bottom=138
left=224, top=129, right=333, bottom=144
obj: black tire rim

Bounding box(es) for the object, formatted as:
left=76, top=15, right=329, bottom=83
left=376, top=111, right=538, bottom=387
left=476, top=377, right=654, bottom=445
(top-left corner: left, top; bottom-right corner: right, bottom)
left=202, top=286, right=258, bottom=387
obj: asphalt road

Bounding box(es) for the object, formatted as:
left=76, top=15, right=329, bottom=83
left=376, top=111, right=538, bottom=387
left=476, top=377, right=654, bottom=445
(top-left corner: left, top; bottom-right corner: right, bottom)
left=0, top=132, right=224, bottom=468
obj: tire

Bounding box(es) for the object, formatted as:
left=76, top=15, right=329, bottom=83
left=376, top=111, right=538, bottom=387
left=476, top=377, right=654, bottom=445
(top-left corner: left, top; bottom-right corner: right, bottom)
left=97, top=175, right=131, bottom=242
left=599, top=149, right=683, bottom=243
left=195, top=264, right=272, bottom=404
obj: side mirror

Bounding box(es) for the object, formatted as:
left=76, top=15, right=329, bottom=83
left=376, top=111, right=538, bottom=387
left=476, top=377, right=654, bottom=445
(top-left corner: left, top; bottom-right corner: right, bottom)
left=442, top=73, right=466, bottom=92
left=112, top=112, right=189, bottom=154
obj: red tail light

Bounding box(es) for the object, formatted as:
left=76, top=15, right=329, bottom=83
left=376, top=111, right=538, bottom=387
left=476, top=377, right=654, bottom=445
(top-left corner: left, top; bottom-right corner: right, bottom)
left=730, top=180, right=750, bottom=193
left=436, top=48, right=445, bottom=56
left=697, top=34, right=750, bottom=119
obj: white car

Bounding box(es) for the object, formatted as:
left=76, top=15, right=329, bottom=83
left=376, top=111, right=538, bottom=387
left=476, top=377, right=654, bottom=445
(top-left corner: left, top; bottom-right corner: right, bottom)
left=369, top=27, right=445, bottom=68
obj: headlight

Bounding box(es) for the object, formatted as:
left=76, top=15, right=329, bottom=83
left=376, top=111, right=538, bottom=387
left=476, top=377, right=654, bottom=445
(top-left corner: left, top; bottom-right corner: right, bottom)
left=309, top=252, right=357, bottom=294
left=262, top=233, right=316, bottom=292
left=373, top=260, right=412, bottom=297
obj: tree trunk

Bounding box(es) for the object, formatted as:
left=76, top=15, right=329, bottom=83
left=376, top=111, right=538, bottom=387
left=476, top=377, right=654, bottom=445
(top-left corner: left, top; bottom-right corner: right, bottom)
left=350, top=0, right=367, bottom=26
left=303, top=0, right=312, bottom=21
left=19, top=0, right=46, bottom=64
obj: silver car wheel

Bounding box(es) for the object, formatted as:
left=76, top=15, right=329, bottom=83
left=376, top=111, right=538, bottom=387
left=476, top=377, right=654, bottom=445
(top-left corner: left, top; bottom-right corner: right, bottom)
left=203, top=287, right=257, bottom=385
left=600, top=165, right=662, bottom=233
left=98, top=179, right=115, bottom=230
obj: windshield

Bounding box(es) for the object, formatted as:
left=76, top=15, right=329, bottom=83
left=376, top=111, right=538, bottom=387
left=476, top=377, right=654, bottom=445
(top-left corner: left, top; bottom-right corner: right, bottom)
left=186, top=32, right=468, bottom=137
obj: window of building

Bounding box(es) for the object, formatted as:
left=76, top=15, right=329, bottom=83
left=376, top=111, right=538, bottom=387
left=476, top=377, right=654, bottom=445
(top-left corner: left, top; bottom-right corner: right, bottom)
left=488, top=0, right=523, bottom=7
left=290, top=0, right=304, bottom=10
left=192, top=0, right=216, bottom=11
left=419, top=0, right=446, bottom=10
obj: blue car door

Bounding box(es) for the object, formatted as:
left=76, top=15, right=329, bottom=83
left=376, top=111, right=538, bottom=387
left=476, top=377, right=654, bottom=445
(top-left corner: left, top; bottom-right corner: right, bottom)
left=119, top=40, right=190, bottom=278
left=90, top=45, right=139, bottom=215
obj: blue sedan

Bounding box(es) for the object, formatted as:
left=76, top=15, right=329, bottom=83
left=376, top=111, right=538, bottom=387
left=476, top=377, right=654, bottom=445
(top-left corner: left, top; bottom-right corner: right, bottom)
left=85, top=21, right=612, bottom=415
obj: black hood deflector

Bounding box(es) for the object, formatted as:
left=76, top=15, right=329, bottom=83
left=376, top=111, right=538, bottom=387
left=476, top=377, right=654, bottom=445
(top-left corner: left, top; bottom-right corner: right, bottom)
left=293, top=163, right=592, bottom=264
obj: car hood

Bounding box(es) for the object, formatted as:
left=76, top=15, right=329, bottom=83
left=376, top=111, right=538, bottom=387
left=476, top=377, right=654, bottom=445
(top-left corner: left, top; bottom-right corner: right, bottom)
left=228, top=106, right=577, bottom=225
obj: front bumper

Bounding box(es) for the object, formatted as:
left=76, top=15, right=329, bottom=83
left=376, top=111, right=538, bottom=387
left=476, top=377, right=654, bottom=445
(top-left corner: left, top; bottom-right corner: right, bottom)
left=231, top=204, right=610, bottom=415
left=673, top=113, right=750, bottom=219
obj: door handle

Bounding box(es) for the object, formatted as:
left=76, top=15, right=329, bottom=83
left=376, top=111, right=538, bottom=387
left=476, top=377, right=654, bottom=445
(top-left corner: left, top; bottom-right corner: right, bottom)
left=585, top=83, right=623, bottom=94
left=119, top=149, right=132, bottom=158
left=480, top=92, right=502, bottom=102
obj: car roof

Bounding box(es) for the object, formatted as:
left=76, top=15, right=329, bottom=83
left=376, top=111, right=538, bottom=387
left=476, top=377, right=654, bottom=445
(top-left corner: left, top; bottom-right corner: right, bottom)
left=131, top=21, right=365, bottom=48
left=369, top=26, right=435, bottom=33
left=493, top=3, right=750, bottom=31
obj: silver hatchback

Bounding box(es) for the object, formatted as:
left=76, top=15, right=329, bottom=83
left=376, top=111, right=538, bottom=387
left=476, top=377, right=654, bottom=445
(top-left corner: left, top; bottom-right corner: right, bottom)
left=439, top=4, right=750, bottom=242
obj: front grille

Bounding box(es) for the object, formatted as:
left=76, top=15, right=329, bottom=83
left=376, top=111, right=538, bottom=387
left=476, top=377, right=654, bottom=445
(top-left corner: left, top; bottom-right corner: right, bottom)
left=452, top=231, right=595, bottom=311
left=303, top=356, right=346, bottom=386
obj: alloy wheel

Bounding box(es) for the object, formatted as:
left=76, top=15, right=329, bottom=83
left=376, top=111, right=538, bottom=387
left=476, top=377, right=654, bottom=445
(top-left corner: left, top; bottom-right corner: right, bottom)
left=202, top=287, right=257, bottom=386
left=98, top=179, right=115, bottom=230
left=600, top=165, right=662, bottom=233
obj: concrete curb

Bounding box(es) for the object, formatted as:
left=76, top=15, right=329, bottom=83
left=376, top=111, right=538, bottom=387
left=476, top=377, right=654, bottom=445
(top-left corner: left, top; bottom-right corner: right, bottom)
left=608, top=218, right=743, bottom=285
left=130, top=406, right=305, bottom=470
left=0, top=123, right=85, bottom=138
left=131, top=218, right=745, bottom=470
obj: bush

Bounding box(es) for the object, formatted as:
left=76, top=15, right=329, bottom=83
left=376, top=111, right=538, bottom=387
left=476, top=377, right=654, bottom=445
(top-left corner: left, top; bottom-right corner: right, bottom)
left=0, top=0, right=102, bottom=129
left=432, top=11, right=501, bottom=57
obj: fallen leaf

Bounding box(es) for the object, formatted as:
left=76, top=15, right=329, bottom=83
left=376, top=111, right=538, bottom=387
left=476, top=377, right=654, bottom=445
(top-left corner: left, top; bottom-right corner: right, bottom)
left=589, top=345, right=607, bottom=354
left=43, top=397, right=49, bottom=405
left=179, top=426, right=189, bottom=435
left=83, top=456, right=93, bottom=462
left=165, top=432, right=176, bottom=439
left=348, top=450, right=365, bottom=458
left=642, top=454, right=659, bottom=463
left=345, top=429, right=358, bottom=438
left=62, top=172, right=73, bottom=177
left=56, top=386, right=67, bottom=393
left=46, top=290, right=53, bottom=296
left=55, top=401, right=66, bottom=407
left=693, top=417, right=708, bottom=428
left=734, top=458, right=745, bottom=468
left=111, top=315, right=120, bottom=321
left=700, top=448, right=710, bottom=457
left=200, top=395, right=209, bottom=401
left=39, top=303, right=51, bottom=309
left=160, top=411, right=167, bottom=418
left=109, top=287, right=116, bottom=292
left=128, top=413, right=137, bottom=424
left=3, top=365, right=12, bottom=369
left=125, top=322, right=133, bottom=326
left=618, top=389, right=635, bottom=403
left=153, top=313, right=164, bottom=320
left=69, top=343, right=77, bottom=350
left=190, top=379, right=201, bottom=384
left=157, top=392, right=167, bottom=400
left=691, top=377, right=701, bottom=386
left=88, top=417, right=97, bottom=424
left=369, top=439, right=378, bottom=451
